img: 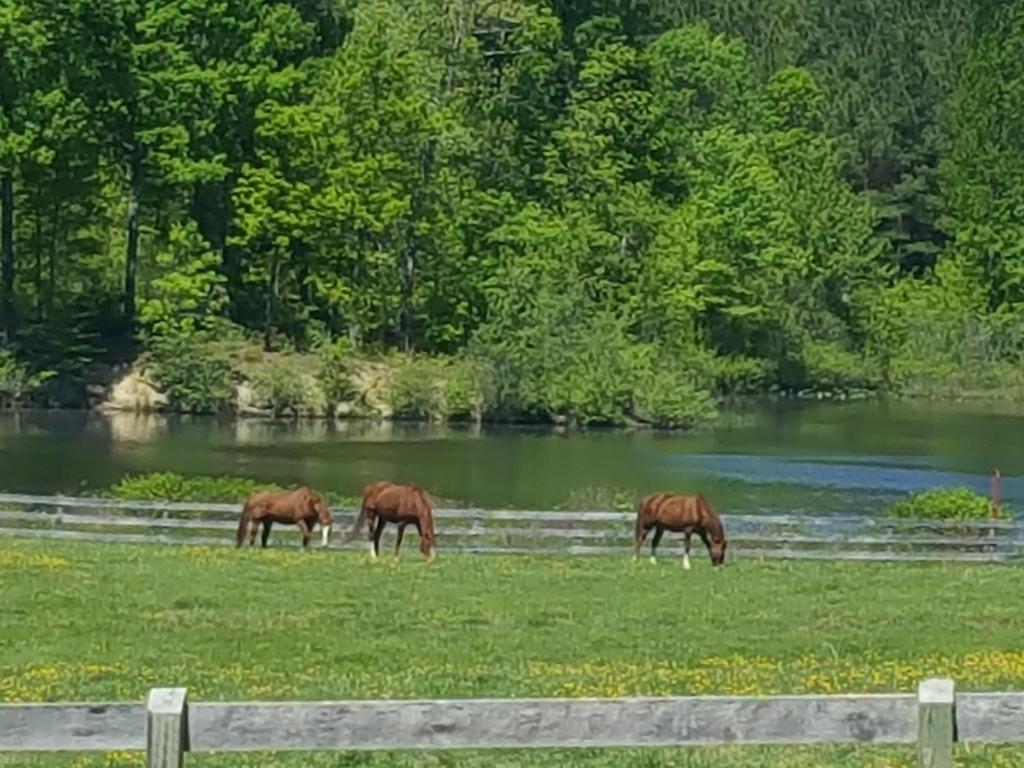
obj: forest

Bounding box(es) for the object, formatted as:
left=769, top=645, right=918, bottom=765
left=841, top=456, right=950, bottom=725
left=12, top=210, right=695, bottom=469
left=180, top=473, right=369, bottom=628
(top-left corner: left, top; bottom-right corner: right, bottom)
left=1, top=0, right=1023, bottom=426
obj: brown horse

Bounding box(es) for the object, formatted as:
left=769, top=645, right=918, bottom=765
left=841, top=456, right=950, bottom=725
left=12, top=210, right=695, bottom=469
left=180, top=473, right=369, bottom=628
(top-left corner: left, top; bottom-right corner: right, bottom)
left=343, top=480, right=437, bottom=562
left=633, top=492, right=727, bottom=568
left=235, top=486, right=333, bottom=549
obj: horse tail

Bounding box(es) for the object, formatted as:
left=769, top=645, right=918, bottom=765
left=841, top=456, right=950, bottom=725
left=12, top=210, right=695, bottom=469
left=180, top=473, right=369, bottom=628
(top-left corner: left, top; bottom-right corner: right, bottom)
left=633, top=493, right=660, bottom=556
left=342, top=502, right=369, bottom=543
left=634, top=496, right=649, bottom=539
left=344, top=483, right=381, bottom=543
left=235, top=505, right=251, bottom=547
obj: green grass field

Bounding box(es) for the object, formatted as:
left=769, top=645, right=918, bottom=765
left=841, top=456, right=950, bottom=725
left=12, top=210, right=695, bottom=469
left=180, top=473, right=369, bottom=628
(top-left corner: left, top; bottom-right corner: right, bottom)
left=2, top=538, right=1024, bottom=767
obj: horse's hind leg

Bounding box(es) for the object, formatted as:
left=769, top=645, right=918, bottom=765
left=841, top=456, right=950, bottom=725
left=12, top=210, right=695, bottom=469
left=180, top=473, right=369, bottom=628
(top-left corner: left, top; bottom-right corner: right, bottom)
left=256, top=520, right=272, bottom=548
left=370, top=514, right=382, bottom=557
left=370, top=517, right=386, bottom=561
left=683, top=532, right=692, bottom=571
left=248, top=517, right=260, bottom=547
left=650, top=526, right=664, bottom=564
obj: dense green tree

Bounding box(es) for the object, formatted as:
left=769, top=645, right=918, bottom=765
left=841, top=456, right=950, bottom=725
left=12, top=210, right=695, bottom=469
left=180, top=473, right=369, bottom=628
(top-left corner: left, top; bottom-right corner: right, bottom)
left=0, top=0, right=1022, bottom=422
left=940, top=0, right=1024, bottom=311
left=0, top=0, right=50, bottom=340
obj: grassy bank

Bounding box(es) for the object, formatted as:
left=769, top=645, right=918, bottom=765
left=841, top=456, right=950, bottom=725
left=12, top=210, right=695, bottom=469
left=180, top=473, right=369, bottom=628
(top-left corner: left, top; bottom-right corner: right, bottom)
left=2, top=539, right=1024, bottom=766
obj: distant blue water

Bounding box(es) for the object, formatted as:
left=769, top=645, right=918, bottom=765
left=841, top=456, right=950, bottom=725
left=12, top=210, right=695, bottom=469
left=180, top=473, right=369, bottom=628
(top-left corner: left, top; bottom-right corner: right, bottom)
left=663, top=453, right=1017, bottom=513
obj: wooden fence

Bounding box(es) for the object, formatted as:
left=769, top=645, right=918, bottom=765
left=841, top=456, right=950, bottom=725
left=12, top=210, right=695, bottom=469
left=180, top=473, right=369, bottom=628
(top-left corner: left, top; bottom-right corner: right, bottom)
left=1, top=679, right=1021, bottom=767
left=0, top=492, right=1022, bottom=563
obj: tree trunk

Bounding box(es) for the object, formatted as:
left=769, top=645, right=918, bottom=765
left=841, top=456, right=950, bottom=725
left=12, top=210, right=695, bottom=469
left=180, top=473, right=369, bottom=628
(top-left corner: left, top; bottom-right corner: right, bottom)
left=398, top=140, right=435, bottom=353
left=263, top=259, right=279, bottom=351
left=191, top=182, right=228, bottom=255
left=124, top=155, right=142, bottom=327
left=32, top=195, right=41, bottom=317
left=192, top=181, right=239, bottom=322
left=1, top=171, right=15, bottom=342
left=48, top=199, right=61, bottom=312
left=348, top=233, right=364, bottom=344
left=400, top=239, right=415, bottom=352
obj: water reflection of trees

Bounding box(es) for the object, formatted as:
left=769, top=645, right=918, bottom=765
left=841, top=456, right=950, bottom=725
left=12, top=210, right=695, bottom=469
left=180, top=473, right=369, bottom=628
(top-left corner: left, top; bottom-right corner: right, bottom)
left=105, top=413, right=167, bottom=444
left=98, top=413, right=486, bottom=447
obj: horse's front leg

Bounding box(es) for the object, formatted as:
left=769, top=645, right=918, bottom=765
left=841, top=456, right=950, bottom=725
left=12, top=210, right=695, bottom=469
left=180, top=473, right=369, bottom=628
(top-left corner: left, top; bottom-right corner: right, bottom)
left=683, top=531, right=692, bottom=571
left=296, top=518, right=311, bottom=549
left=650, top=526, right=664, bottom=565
left=698, top=530, right=714, bottom=568
left=394, top=523, right=407, bottom=559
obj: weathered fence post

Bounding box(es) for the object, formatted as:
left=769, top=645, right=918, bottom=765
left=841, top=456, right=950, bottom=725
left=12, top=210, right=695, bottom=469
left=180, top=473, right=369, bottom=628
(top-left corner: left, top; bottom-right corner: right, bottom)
left=147, top=688, right=189, bottom=768
left=917, top=678, right=954, bottom=768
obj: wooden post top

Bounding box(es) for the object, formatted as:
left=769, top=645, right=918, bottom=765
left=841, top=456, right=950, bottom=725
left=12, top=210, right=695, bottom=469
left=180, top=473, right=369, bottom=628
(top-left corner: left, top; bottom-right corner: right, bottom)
left=918, top=679, right=954, bottom=704
left=147, top=689, right=188, bottom=715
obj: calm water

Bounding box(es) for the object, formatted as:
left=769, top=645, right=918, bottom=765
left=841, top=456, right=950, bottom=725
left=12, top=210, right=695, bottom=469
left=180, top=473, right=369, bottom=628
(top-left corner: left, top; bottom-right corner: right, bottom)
left=0, top=400, right=1020, bottom=514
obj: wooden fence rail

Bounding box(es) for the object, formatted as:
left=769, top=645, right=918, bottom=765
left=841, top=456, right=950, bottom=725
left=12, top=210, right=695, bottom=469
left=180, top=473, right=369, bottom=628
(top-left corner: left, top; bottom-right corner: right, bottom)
left=2, top=679, right=1022, bottom=767
left=1, top=493, right=1022, bottom=563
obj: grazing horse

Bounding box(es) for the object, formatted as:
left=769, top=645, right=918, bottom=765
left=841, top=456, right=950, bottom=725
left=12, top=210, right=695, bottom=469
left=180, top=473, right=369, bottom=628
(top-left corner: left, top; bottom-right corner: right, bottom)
left=344, top=480, right=437, bottom=562
left=633, top=492, right=727, bottom=569
left=235, top=486, right=333, bottom=549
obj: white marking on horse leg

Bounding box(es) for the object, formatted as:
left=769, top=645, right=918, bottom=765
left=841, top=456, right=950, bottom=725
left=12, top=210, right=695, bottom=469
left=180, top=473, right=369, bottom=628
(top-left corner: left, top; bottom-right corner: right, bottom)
left=649, top=555, right=657, bottom=565
left=367, top=541, right=377, bottom=560
left=321, top=525, right=331, bottom=547
left=682, top=554, right=691, bottom=571
left=427, top=546, right=436, bottom=564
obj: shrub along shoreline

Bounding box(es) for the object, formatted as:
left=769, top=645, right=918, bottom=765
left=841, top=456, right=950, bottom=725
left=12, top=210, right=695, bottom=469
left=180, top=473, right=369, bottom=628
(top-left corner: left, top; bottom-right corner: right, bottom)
left=68, top=336, right=723, bottom=429
left=6, top=332, right=1024, bottom=432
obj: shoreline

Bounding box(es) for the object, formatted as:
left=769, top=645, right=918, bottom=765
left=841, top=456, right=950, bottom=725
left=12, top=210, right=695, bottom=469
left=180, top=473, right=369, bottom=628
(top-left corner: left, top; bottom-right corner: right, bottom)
left=1, top=394, right=842, bottom=432
left=5, top=387, right=1024, bottom=427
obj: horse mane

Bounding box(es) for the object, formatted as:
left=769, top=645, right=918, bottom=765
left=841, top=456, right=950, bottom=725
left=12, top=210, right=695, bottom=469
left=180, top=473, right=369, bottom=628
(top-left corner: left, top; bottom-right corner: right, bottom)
left=697, top=494, right=725, bottom=540
left=412, top=486, right=435, bottom=534
left=413, top=485, right=434, bottom=510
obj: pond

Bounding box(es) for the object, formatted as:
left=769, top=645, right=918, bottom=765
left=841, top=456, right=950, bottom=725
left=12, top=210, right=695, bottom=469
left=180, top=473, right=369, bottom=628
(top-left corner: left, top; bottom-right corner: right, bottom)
left=0, top=399, right=1019, bottom=514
